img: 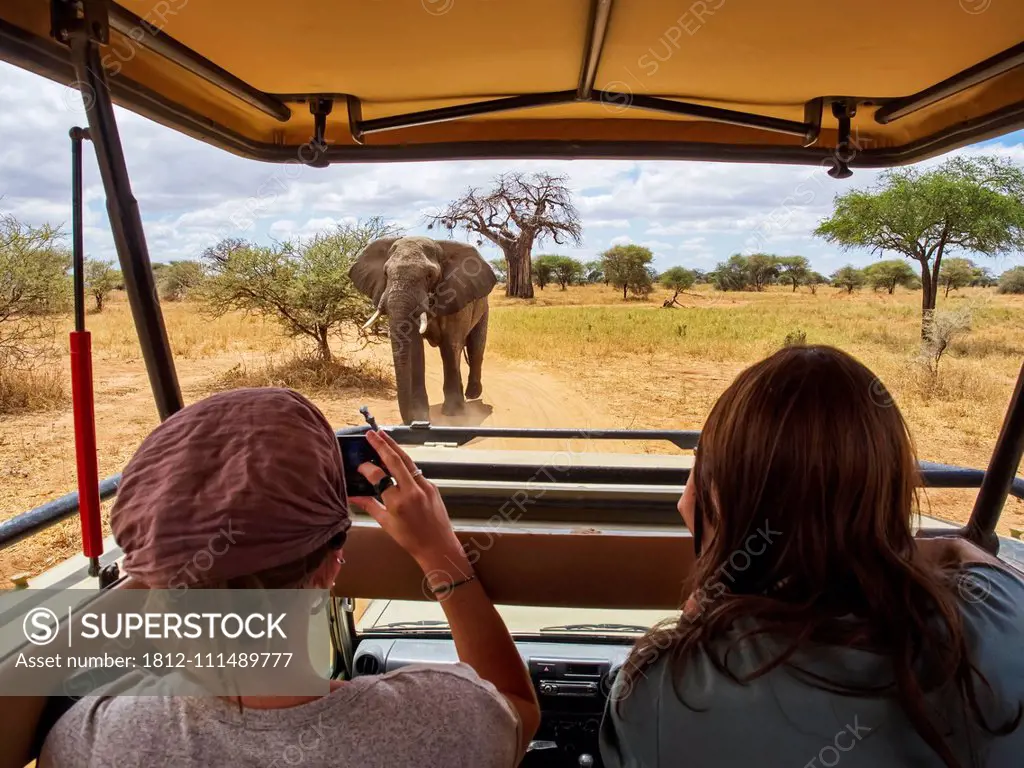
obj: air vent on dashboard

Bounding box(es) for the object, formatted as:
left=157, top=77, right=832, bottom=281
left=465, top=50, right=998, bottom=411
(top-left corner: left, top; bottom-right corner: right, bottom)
left=354, top=652, right=382, bottom=676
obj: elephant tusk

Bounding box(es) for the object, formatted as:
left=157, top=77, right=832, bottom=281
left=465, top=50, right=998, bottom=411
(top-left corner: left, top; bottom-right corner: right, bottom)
left=361, top=309, right=382, bottom=331
left=419, top=313, right=429, bottom=335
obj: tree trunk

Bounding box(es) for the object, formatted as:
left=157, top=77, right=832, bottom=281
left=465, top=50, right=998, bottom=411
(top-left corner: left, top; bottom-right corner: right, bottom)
left=622, top=284, right=627, bottom=300
left=315, top=329, right=332, bottom=362
left=944, top=282, right=951, bottom=298
left=792, top=281, right=797, bottom=292
left=94, top=292, right=103, bottom=311
left=503, top=240, right=534, bottom=299
left=918, top=258, right=934, bottom=340
left=930, top=253, right=944, bottom=310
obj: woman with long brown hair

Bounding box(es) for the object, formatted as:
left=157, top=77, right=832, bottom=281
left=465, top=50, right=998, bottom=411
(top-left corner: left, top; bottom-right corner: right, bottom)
left=601, top=345, right=1023, bottom=767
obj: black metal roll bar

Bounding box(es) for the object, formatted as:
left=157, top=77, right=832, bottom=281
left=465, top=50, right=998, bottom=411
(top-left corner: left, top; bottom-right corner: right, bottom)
left=0, top=476, right=121, bottom=553
left=56, top=0, right=184, bottom=420
left=966, top=362, right=1024, bottom=549
left=3, top=426, right=1022, bottom=553
left=346, top=425, right=700, bottom=450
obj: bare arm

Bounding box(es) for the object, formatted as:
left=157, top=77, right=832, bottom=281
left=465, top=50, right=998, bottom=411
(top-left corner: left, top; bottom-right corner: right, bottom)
left=0, top=695, right=46, bottom=768
left=421, top=549, right=541, bottom=753
left=349, top=429, right=540, bottom=754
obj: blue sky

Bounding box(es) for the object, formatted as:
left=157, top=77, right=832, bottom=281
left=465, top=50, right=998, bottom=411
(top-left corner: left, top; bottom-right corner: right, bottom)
left=2, top=61, right=1023, bottom=278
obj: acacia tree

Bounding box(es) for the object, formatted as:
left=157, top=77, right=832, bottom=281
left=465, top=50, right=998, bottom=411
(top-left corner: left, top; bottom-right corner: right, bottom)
left=0, top=214, right=71, bottom=369
left=831, top=265, right=865, bottom=294
left=533, top=256, right=554, bottom=290
left=583, top=259, right=605, bottom=285
left=429, top=172, right=582, bottom=299
left=202, top=218, right=398, bottom=362
left=84, top=259, right=120, bottom=311
left=746, top=253, right=780, bottom=291
left=711, top=255, right=750, bottom=291
left=802, top=271, right=828, bottom=295
left=546, top=255, right=584, bottom=290
left=971, top=266, right=998, bottom=287
left=815, top=156, right=1024, bottom=338
left=660, top=266, right=696, bottom=307
left=602, top=245, right=655, bottom=299
left=776, top=255, right=809, bottom=291
left=998, top=266, right=1024, bottom=294
left=863, top=259, right=918, bottom=295
left=938, top=257, right=977, bottom=297
left=158, top=260, right=205, bottom=301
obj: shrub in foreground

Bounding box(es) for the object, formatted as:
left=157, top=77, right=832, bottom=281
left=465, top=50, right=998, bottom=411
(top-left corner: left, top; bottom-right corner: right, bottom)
left=214, top=355, right=394, bottom=398
left=0, top=366, right=67, bottom=414
left=998, top=266, right=1024, bottom=294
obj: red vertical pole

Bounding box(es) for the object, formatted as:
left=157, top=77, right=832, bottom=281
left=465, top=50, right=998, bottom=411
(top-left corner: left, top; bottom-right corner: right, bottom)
left=70, top=127, right=103, bottom=573
left=70, top=331, right=102, bottom=561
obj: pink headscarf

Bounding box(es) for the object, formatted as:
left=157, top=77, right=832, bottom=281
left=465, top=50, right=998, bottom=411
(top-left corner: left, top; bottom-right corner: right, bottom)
left=111, top=388, right=350, bottom=587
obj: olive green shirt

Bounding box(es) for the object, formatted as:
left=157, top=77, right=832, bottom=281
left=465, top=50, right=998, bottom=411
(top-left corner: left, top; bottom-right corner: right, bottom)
left=601, top=564, right=1024, bottom=767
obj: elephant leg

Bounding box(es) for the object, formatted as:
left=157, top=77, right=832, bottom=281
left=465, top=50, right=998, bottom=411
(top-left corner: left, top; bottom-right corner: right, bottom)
left=439, top=343, right=466, bottom=416
left=465, top=308, right=487, bottom=400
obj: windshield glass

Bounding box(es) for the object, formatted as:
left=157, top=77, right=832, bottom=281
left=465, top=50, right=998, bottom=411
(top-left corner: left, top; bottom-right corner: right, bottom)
left=1, top=58, right=1023, bottom=590
left=357, top=599, right=677, bottom=638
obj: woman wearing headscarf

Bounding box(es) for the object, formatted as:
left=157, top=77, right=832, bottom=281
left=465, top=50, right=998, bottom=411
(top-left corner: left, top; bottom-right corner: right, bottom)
left=39, top=388, right=539, bottom=767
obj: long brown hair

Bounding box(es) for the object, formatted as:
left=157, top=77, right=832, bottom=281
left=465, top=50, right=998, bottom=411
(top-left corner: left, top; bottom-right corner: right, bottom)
left=622, top=345, right=1019, bottom=767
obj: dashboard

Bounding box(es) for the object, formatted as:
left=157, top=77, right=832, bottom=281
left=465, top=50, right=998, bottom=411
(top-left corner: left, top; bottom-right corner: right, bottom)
left=353, top=637, right=631, bottom=767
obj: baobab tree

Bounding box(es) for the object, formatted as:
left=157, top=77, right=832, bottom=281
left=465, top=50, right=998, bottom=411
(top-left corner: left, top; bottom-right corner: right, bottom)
left=429, top=172, right=582, bottom=298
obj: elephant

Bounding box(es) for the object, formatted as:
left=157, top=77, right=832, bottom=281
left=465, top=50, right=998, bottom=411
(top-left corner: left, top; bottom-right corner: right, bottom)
left=349, top=236, right=496, bottom=424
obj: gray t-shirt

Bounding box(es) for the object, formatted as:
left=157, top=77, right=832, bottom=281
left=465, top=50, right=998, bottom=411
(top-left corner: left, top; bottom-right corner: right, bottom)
left=601, top=564, right=1024, bottom=767
left=40, top=662, right=520, bottom=767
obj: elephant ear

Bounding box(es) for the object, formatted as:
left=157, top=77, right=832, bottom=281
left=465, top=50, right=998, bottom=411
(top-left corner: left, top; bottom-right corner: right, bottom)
left=432, top=241, right=496, bottom=315
left=349, top=238, right=399, bottom=305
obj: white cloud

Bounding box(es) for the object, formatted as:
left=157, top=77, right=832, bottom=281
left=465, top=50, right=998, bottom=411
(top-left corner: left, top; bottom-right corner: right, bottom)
left=642, top=240, right=674, bottom=252
left=587, top=219, right=632, bottom=229
left=676, top=237, right=707, bottom=251
left=2, top=61, right=1023, bottom=274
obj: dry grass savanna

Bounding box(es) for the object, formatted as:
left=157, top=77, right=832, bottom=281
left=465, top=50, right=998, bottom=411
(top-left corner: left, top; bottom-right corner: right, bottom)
left=2, top=282, right=1023, bottom=583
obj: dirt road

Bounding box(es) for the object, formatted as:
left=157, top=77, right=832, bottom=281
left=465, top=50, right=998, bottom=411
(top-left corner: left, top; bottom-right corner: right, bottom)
left=349, top=342, right=643, bottom=451
left=0, top=342, right=639, bottom=581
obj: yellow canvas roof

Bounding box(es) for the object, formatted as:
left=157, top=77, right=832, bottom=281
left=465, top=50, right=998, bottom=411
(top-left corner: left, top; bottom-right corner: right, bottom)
left=3, top=0, right=1024, bottom=168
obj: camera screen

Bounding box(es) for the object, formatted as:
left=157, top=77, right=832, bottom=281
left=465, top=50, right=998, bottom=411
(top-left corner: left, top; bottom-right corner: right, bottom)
left=338, top=435, right=382, bottom=497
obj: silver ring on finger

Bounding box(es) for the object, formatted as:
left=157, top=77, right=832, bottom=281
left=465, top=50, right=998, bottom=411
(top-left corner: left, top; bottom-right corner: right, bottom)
left=411, top=469, right=423, bottom=478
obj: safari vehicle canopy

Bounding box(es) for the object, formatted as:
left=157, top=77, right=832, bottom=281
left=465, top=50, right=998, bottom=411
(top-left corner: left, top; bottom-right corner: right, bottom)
left=4, top=0, right=1024, bottom=168
left=0, top=0, right=1023, bottom=765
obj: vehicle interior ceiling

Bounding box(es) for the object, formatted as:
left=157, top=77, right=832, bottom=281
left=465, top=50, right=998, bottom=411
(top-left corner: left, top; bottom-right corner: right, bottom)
left=1, top=1, right=1024, bottom=765
left=3, top=0, right=1024, bottom=163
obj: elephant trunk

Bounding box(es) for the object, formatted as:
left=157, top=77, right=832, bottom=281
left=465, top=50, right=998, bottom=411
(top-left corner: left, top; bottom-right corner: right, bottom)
left=387, top=292, right=430, bottom=424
